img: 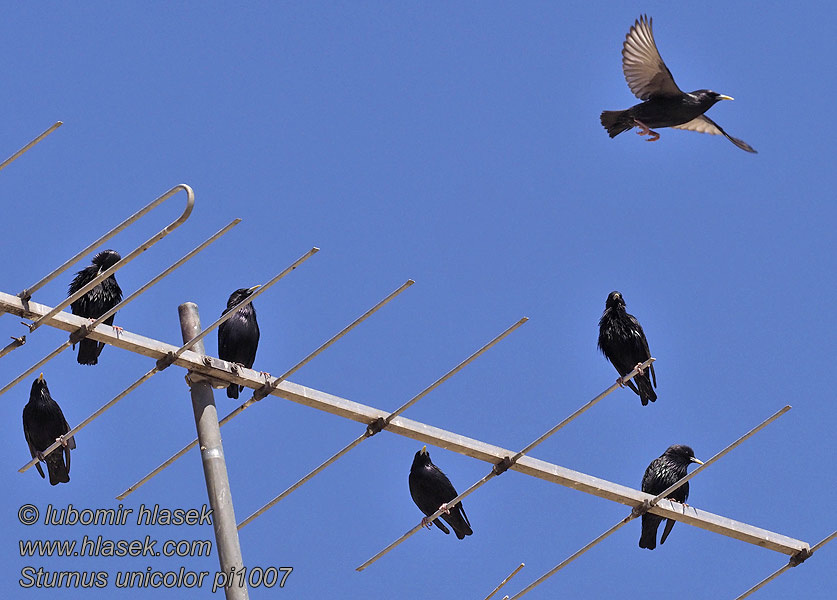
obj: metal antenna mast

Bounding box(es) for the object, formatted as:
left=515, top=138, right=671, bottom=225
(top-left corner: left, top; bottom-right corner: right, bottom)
left=178, top=303, right=248, bottom=600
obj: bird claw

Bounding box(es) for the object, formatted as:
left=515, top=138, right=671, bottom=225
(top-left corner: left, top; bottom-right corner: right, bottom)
left=634, top=362, right=646, bottom=376
left=438, top=502, right=451, bottom=515
left=420, top=517, right=432, bottom=530
left=55, top=435, right=69, bottom=448
left=633, top=120, right=660, bottom=142
left=260, top=371, right=271, bottom=381
left=616, top=376, right=626, bottom=388
left=35, top=451, right=46, bottom=462
left=113, top=325, right=124, bottom=338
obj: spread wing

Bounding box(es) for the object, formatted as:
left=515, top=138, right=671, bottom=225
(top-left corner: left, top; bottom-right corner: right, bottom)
left=673, top=115, right=757, bottom=153
left=622, top=15, right=682, bottom=100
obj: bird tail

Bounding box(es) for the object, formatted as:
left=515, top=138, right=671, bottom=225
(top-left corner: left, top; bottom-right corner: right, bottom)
left=659, top=518, right=676, bottom=545
left=635, top=374, right=657, bottom=406
left=433, top=518, right=451, bottom=535
left=77, top=339, right=102, bottom=365
left=448, top=504, right=473, bottom=540
left=639, top=513, right=661, bottom=550
left=46, top=453, right=70, bottom=486
left=600, top=110, right=634, bottom=138
left=227, top=383, right=241, bottom=399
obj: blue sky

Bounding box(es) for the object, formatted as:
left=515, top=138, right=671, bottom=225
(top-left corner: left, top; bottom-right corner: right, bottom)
left=2, top=2, right=835, bottom=598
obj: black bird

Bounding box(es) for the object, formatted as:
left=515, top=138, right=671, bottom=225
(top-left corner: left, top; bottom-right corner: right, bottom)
left=600, top=15, right=756, bottom=153
left=68, top=249, right=123, bottom=365
left=598, top=291, right=657, bottom=405
left=409, top=446, right=472, bottom=539
left=218, top=286, right=261, bottom=399
left=23, top=374, right=76, bottom=486
left=639, top=444, right=704, bottom=549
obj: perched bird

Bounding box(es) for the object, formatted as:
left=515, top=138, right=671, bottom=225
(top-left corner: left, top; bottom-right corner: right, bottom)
left=23, top=374, right=76, bottom=486
left=639, top=444, right=704, bottom=549
left=601, top=15, right=756, bottom=153
left=218, top=286, right=261, bottom=399
left=598, top=291, right=657, bottom=405
left=409, top=446, right=472, bottom=539
left=68, top=249, right=123, bottom=365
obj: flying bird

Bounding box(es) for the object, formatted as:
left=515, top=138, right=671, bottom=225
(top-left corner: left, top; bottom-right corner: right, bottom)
left=601, top=15, right=756, bottom=153
left=218, top=286, right=261, bottom=399
left=68, top=249, right=123, bottom=365
left=23, top=374, right=76, bottom=486
left=598, top=291, right=656, bottom=405
left=639, top=444, right=704, bottom=549
left=409, top=446, right=472, bottom=539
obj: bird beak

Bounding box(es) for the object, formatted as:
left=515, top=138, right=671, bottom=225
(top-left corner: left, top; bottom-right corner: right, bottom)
left=247, top=285, right=261, bottom=293
left=420, top=445, right=427, bottom=455
left=691, top=457, right=704, bottom=465
left=38, top=373, right=44, bottom=382
left=718, top=95, right=734, bottom=101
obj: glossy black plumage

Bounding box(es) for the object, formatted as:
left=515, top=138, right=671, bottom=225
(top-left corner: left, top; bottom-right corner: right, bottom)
left=601, top=15, right=756, bottom=153
left=598, top=291, right=656, bottom=405
left=639, top=444, right=703, bottom=549
left=68, top=249, right=123, bottom=365
left=23, top=374, right=76, bottom=485
left=218, top=286, right=261, bottom=399
left=409, top=446, right=472, bottom=539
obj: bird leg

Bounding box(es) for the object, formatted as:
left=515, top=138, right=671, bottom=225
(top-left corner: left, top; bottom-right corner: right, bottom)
left=113, top=325, right=124, bottom=338
left=438, top=502, right=451, bottom=515
left=633, top=120, right=660, bottom=142
left=616, top=375, right=626, bottom=388
left=420, top=517, right=433, bottom=530
left=56, top=434, right=70, bottom=448
left=35, top=451, right=46, bottom=462
left=260, top=371, right=271, bottom=381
